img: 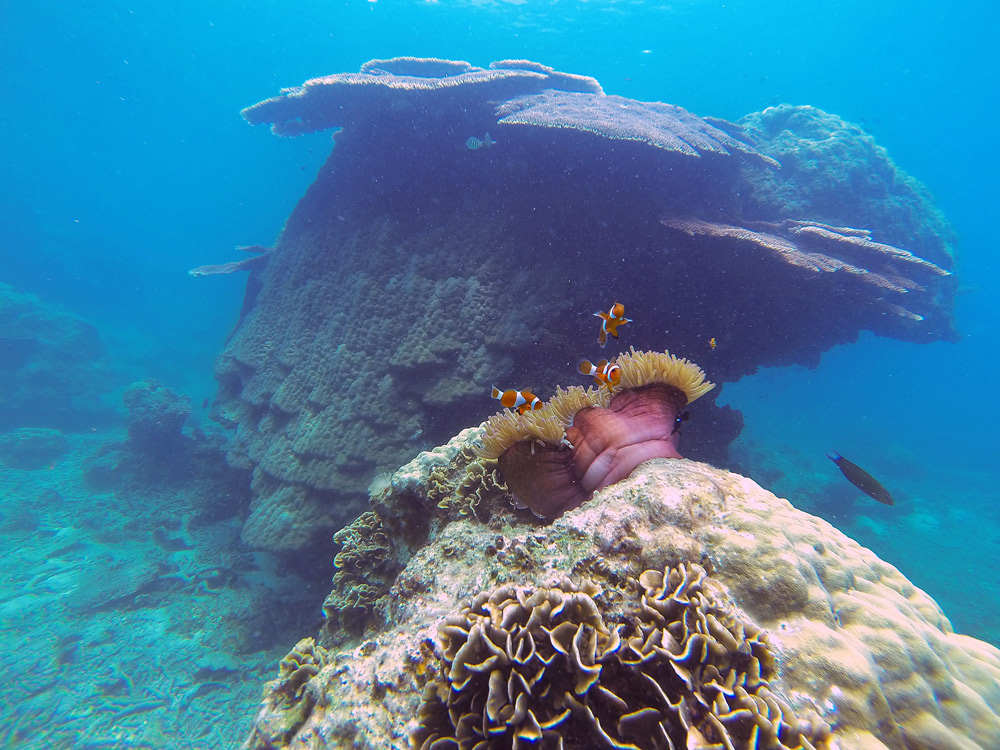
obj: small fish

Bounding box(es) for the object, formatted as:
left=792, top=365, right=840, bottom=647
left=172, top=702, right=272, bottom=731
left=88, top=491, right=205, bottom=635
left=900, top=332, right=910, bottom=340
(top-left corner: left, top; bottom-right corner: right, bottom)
left=594, top=302, right=632, bottom=348
left=827, top=452, right=895, bottom=506
left=709, top=337, right=717, bottom=350
left=466, top=132, right=496, bottom=150
left=578, top=359, right=622, bottom=389
left=491, top=387, right=541, bottom=414
left=671, top=410, right=690, bottom=435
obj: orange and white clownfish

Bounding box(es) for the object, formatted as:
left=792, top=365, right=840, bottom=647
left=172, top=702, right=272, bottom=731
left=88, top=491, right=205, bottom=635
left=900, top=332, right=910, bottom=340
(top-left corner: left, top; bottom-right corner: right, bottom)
left=578, top=359, right=622, bottom=389
left=594, top=302, right=632, bottom=348
left=491, top=387, right=542, bottom=414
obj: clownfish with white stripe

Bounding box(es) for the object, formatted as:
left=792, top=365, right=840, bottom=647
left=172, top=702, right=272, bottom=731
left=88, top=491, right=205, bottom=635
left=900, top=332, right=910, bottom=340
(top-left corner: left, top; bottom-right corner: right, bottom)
left=578, top=359, right=622, bottom=389
left=594, top=302, right=632, bottom=348
left=491, top=387, right=542, bottom=414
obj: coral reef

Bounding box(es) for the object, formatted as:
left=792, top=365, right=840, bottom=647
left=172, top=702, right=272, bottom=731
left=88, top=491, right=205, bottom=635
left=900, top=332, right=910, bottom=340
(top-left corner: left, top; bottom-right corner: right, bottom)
left=241, top=435, right=1000, bottom=749
left=412, top=566, right=830, bottom=749
left=736, top=105, right=956, bottom=269
left=218, top=58, right=956, bottom=553
left=497, top=90, right=777, bottom=163
left=0, top=282, right=112, bottom=431
left=246, top=637, right=331, bottom=748
left=242, top=58, right=602, bottom=137
left=320, top=510, right=399, bottom=645
left=84, top=380, right=232, bottom=492
left=0, top=424, right=299, bottom=749
left=122, top=379, right=192, bottom=448
left=660, top=218, right=950, bottom=325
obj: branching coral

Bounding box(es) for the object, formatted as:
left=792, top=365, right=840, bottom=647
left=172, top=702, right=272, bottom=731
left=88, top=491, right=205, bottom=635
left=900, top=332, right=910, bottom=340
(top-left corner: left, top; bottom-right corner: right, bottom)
left=412, top=564, right=829, bottom=750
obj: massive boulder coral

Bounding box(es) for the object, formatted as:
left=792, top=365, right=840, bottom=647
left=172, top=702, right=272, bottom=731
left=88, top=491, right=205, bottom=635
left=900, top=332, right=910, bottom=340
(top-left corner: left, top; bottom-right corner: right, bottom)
left=212, top=58, right=956, bottom=553
left=242, top=435, right=1000, bottom=749
left=735, top=104, right=955, bottom=269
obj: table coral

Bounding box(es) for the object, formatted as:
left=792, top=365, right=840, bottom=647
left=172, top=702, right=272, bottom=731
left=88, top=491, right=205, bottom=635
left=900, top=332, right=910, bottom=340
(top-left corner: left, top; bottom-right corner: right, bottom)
left=497, top=90, right=777, bottom=164
left=242, top=431, right=1000, bottom=749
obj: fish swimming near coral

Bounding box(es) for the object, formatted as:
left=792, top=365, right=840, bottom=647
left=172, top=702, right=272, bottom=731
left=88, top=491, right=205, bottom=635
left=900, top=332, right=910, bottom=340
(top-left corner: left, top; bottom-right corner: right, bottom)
left=594, top=302, right=632, bottom=348
left=491, top=387, right=541, bottom=414
left=827, top=452, right=895, bottom=506
left=709, top=337, right=717, bottom=350
left=578, top=359, right=622, bottom=389
left=466, top=132, right=496, bottom=150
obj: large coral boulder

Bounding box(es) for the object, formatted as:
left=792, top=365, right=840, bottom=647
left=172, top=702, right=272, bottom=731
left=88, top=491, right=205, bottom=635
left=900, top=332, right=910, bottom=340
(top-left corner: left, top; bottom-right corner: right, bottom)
left=242, top=439, right=1000, bottom=749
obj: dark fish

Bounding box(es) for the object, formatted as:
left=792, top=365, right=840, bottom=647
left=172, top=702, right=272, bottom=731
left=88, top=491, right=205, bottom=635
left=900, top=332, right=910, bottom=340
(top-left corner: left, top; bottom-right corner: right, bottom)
left=671, top=410, right=690, bottom=435
left=827, top=452, right=894, bottom=506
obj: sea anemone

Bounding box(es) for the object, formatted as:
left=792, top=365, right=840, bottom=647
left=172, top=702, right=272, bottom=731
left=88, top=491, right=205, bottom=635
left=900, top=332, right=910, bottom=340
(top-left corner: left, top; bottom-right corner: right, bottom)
left=475, top=349, right=714, bottom=518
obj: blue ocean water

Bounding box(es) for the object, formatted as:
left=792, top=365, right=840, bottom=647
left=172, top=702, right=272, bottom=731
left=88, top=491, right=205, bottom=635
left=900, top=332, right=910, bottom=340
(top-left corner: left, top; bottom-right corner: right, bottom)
left=2, top=0, right=998, bottom=746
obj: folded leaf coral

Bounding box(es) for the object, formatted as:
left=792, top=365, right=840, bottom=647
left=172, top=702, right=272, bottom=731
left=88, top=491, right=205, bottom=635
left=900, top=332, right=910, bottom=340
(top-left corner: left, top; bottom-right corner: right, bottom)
left=411, top=564, right=831, bottom=750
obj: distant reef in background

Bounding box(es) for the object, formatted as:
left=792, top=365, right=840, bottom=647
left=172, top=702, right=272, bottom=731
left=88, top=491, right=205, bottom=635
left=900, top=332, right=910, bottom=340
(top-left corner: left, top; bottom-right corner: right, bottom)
left=0, top=282, right=113, bottom=432
left=204, top=58, right=957, bottom=554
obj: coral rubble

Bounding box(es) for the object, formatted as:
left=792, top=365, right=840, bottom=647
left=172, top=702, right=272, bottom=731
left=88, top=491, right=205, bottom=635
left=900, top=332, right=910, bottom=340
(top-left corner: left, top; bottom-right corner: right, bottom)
left=242, top=432, right=1000, bottom=750
left=0, top=427, right=68, bottom=469
left=214, top=58, right=957, bottom=553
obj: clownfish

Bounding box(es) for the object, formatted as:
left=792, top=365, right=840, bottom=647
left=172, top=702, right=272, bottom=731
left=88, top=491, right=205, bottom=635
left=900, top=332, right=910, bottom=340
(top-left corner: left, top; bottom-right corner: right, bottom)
left=491, top=387, right=542, bottom=414
left=709, top=337, right=717, bottom=350
left=578, top=359, right=622, bottom=389
left=594, top=302, right=632, bottom=348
